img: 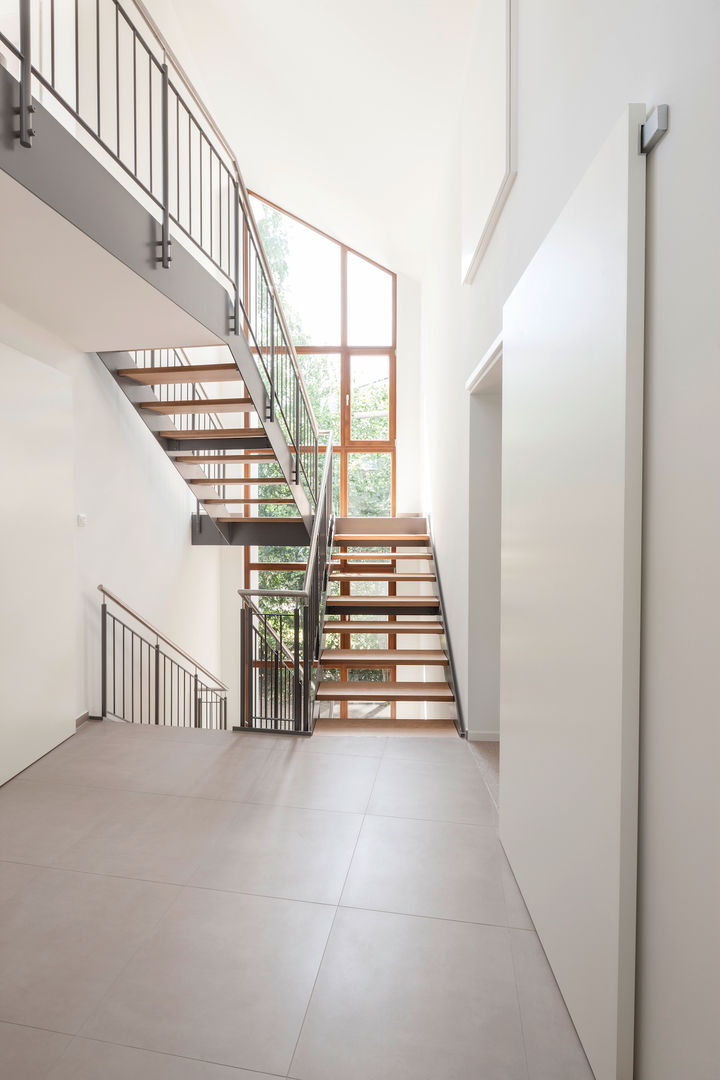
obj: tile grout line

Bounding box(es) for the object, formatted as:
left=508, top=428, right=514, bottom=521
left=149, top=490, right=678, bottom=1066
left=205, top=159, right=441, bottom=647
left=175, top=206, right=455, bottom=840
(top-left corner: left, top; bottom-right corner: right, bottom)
left=0, top=856, right=536, bottom=932
left=47, top=1027, right=289, bottom=1078
left=284, top=752, right=384, bottom=1079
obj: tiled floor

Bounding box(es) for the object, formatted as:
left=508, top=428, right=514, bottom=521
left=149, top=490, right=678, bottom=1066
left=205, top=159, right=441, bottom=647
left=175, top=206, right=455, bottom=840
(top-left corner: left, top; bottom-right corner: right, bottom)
left=0, top=722, right=594, bottom=1079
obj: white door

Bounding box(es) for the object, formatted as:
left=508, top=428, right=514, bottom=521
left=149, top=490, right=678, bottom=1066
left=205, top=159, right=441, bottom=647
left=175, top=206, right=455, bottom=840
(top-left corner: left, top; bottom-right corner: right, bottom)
left=499, top=105, right=646, bottom=1080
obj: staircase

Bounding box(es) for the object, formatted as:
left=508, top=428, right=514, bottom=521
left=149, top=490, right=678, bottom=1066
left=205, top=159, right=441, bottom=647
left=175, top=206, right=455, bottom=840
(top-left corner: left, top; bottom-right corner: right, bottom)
left=0, top=0, right=463, bottom=740
left=98, top=346, right=316, bottom=549
left=315, top=516, right=460, bottom=734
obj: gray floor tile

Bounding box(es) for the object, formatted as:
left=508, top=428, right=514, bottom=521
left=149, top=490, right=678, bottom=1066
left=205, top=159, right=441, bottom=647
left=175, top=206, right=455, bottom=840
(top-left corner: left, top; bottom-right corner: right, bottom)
left=468, top=740, right=500, bottom=808
left=511, top=930, right=594, bottom=1080
left=0, top=859, right=41, bottom=903
left=188, top=744, right=275, bottom=802
left=382, top=735, right=476, bottom=768
left=79, top=720, right=244, bottom=746
left=341, top=815, right=510, bottom=925
left=190, top=802, right=363, bottom=904
left=0, top=1021, right=71, bottom=1077
left=53, top=791, right=239, bottom=884
left=367, top=757, right=498, bottom=826
left=501, top=852, right=534, bottom=930
left=248, top=751, right=379, bottom=813
left=290, top=907, right=527, bottom=1080
left=0, top=780, right=120, bottom=865
left=287, top=735, right=387, bottom=758
left=81, top=888, right=335, bottom=1075
left=0, top=867, right=177, bottom=1033
left=47, top=1037, right=280, bottom=1079
left=20, top=735, right=230, bottom=796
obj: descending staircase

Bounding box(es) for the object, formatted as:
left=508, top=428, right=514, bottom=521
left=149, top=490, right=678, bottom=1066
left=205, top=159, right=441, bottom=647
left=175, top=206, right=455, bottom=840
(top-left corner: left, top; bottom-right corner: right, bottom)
left=315, top=516, right=460, bottom=734
left=98, top=348, right=314, bottom=548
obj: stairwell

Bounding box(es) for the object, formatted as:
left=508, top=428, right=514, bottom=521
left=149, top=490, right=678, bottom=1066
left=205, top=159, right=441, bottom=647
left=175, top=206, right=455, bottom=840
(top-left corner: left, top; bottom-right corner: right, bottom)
left=315, top=516, right=460, bottom=735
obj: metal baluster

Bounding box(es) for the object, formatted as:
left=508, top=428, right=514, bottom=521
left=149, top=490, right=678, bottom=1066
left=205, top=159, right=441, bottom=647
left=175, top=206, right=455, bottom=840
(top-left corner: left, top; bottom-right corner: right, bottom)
left=100, top=600, right=107, bottom=718
left=160, top=62, right=171, bottom=266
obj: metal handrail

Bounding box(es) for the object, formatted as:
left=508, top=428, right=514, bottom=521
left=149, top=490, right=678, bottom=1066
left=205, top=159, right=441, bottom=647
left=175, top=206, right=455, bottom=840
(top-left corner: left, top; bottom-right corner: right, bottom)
left=303, top=434, right=334, bottom=588
left=240, top=595, right=298, bottom=669
left=98, top=585, right=228, bottom=689
left=237, top=433, right=333, bottom=604
left=2, top=0, right=318, bottom=487
left=128, top=0, right=316, bottom=437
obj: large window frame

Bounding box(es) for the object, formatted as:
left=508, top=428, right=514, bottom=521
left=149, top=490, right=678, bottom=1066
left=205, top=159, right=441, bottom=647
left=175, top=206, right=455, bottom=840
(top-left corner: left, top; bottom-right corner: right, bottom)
left=250, top=193, right=397, bottom=517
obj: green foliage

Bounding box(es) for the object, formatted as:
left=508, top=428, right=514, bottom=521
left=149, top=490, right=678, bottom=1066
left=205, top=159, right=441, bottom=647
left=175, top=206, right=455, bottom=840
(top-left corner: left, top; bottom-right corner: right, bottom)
left=347, top=454, right=392, bottom=516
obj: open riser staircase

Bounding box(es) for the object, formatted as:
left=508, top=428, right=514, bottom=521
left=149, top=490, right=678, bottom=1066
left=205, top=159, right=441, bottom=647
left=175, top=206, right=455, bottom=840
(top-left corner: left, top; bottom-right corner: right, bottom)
left=317, top=517, right=460, bottom=734
left=0, top=0, right=463, bottom=740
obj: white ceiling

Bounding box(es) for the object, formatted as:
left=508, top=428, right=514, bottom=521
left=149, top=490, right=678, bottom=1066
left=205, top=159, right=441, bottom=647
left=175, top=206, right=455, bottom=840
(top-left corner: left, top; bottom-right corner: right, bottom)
left=145, top=0, right=480, bottom=276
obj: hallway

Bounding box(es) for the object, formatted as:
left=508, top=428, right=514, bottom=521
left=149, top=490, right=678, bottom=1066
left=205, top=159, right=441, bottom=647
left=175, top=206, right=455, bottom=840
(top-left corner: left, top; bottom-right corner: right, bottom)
left=0, top=722, right=592, bottom=1079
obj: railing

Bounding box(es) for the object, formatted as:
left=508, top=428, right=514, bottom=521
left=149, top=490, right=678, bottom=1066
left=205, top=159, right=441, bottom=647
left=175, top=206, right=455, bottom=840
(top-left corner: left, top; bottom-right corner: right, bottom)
left=129, top=347, right=228, bottom=494
left=130, top=348, right=223, bottom=432
left=236, top=436, right=334, bottom=734
left=99, top=585, right=228, bottom=730
left=0, top=0, right=319, bottom=501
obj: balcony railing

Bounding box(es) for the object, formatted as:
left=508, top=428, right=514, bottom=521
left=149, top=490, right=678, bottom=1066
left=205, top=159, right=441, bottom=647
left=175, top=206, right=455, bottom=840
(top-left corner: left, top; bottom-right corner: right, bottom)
left=0, top=0, right=319, bottom=502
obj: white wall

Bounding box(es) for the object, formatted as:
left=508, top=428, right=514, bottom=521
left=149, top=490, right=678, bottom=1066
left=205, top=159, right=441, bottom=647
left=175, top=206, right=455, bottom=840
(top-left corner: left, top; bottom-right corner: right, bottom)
left=418, top=2, right=720, bottom=1076
left=467, top=387, right=501, bottom=739
left=0, top=303, right=223, bottom=730
left=0, top=346, right=76, bottom=783
left=395, top=273, right=423, bottom=513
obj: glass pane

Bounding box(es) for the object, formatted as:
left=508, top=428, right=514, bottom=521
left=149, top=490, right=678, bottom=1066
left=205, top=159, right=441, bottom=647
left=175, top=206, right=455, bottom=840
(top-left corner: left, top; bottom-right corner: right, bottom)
left=347, top=453, right=392, bottom=517
left=347, top=252, right=393, bottom=346
left=299, top=354, right=341, bottom=445
left=350, top=354, right=390, bottom=441
left=251, top=197, right=341, bottom=346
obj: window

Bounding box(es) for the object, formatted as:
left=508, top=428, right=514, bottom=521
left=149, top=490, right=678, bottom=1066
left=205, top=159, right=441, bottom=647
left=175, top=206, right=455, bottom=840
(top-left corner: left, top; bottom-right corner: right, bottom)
left=250, top=194, right=396, bottom=516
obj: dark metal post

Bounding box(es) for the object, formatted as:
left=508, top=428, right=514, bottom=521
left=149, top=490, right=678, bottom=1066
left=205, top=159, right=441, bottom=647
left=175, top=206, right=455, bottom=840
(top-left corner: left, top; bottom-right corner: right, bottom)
left=302, top=603, right=312, bottom=733
left=193, top=673, right=199, bottom=728
left=293, top=606, right=301, bottom=731
left=233, top=182, right=240, bottom=333
left=18, top=0, right=34, bottom=147
left=247, top=607, right=254, bottom=726
left=160, top=62, right=171, bottom=267
left=268, top=298, right=275, bottom=423
left=222, top=695, right=227, bottom=731
left=239, top=606, right=247, bottom=728
left=154, top=640, right=160, bottom=724
left=294, top=380, right=301, bottom=484
left=100, top=601, right=107, bottom=718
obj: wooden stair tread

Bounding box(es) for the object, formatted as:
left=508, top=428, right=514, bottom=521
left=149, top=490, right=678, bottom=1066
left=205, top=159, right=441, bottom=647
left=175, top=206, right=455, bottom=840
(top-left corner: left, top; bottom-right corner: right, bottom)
left=159, top=428, right=267, bottom=440
left=317, top=681, right=454, bottom=702
left=322, top=649, right=448, bottom=666
left=334, top=534, right=430, bottom=546
left=189, top=476, right=287, bottom=486
left=330, top=572, right=436, bottom=582
left=173, top=454, right=277, bottom=464
left=141, top=398, right=254, bottom=414
left=323, top=621, right=444, bottom=634
left=216, top=516, right=302, bottom=524
left=203, top=498, right=295, bottom=505
left=249, top=562, right=308, bottom=571
left=326, top=596, right=439, bottom=607
left=119, top=363, right=243, bottom=384
left=331, top=552, right=434, bottom=562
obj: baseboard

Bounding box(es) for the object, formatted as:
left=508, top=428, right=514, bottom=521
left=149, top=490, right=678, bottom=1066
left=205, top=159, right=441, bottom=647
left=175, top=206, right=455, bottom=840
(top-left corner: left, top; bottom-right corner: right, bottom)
left=75, top=712, right=90, bottom=728
left=467, top=730, right=500, bottom=742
